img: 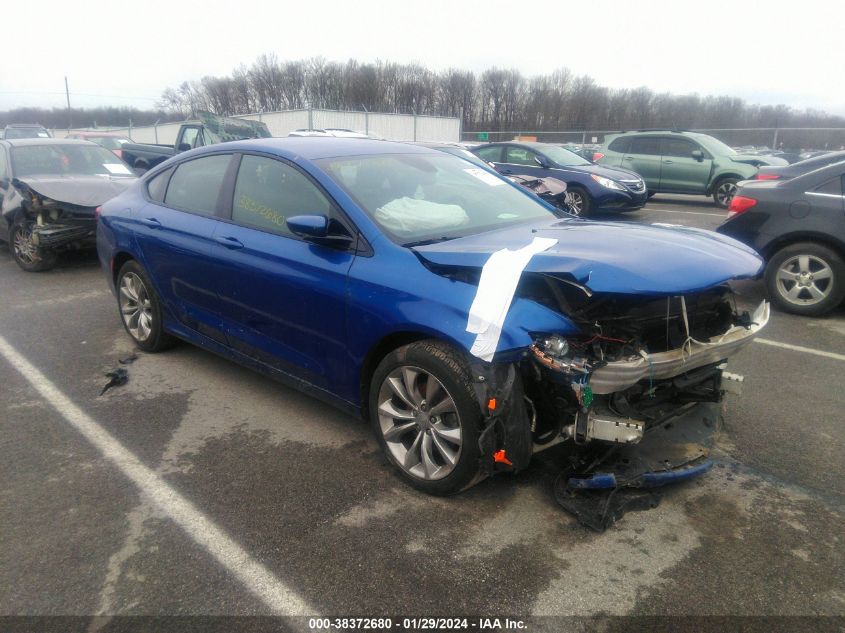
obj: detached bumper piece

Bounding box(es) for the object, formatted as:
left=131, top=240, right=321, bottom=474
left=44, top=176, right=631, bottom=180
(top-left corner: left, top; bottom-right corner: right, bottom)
left=554, top=401, right=720, bottom=531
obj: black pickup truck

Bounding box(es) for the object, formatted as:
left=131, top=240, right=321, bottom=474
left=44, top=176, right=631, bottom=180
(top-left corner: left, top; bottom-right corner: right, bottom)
left=121, top=112, right=272, bottom=172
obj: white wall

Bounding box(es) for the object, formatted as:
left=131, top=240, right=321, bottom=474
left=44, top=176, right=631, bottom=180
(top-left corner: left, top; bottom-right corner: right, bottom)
left=52, top=109, right=460, bottom=143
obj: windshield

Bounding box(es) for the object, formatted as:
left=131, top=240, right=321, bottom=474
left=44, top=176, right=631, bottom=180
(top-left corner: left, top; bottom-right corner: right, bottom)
left=11, top=144, right=134, bottom=178
left=318, top=153, right=558, bottom=245
left=541, top=145, right=591, bottom=166
left=5, top=127, right=50, bottom=139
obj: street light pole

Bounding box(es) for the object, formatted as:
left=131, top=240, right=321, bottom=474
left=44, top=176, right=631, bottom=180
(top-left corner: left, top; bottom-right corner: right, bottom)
left=64, top=76, right=72, bottom=132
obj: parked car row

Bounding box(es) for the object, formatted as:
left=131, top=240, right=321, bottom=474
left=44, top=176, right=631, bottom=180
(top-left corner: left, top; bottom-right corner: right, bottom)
left=9, top=130, right=843, bottom=508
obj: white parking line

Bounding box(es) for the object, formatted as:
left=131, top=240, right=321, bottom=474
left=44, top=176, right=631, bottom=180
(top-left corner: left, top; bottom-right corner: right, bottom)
left=0, top=334, right=316, bottom=617
left=641, top=208, right=726, bottom=217
left=754, top=337, right=845, bottom=361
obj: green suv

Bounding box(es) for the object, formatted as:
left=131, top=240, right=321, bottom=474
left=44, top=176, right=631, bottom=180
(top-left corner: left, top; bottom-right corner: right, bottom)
left=596, top=131, right=786, bottom=207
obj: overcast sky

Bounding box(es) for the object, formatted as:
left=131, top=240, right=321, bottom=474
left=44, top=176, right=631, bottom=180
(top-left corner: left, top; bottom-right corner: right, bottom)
left=2, top=0, right=842, bottom=115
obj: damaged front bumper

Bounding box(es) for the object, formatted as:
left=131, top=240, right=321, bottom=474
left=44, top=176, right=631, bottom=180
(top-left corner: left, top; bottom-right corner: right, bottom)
left=589, top=301, right=769, bottom=394
left=31, top=219, right=97, bottom=249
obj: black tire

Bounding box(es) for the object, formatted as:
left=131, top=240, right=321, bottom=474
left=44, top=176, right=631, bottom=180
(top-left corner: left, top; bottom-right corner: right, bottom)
left=565, top=186, right=592, bottom=217
left=369, top=340, right=483, bottom=495
left=764, top=242, right=845, bottom=317
left=115, top=260, right=176, bottom=352
left=647, top=191, right=657, bottom=199
left=712, top=177, right=739, bottom=208
left=11, top=215, right=58, bottom=272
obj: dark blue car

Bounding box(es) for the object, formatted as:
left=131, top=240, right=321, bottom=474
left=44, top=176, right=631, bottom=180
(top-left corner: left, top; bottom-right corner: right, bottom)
left=97, top=138, right=767, bottom=496
left=473, top=141, right=647, bottom=216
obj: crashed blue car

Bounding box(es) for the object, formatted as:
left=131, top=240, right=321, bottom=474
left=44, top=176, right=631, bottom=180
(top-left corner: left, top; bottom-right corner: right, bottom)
left=97, top=138, right=768, bottom=500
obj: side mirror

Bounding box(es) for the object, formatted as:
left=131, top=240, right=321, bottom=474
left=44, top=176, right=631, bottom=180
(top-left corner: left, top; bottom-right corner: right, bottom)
left=0, top=177, right=9, bottom=189
left=534, top=156, right=551, bottom=169
left=178, top=143, right=192, bottom=152
left=286, top=214, right=329, bottom=238
left=691, top=150, right=704, bottom=162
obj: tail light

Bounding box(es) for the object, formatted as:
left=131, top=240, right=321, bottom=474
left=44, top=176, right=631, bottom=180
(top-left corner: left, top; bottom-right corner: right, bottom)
left=95, top=206, right=102, bottom=220
left=727, top=195, right=757, bottom=217
left=592, top=152, right=605, bottom=162
left=115, top=149, right=123, bottom=160
left=756, top=173, right=780, bottom=180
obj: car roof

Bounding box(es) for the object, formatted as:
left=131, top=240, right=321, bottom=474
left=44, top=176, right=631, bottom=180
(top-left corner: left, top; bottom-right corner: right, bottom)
left=2, top=138, right=96, bottom=147
left=196, top=137, right=436, bottom=160
left=4, top=124, right=47, bottom=128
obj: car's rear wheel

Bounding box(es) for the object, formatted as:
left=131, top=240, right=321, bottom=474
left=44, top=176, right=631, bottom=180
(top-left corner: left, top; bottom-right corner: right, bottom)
left=11, top=216, right=58, bottom=272
left=564, top=186, right=592, bottom=217
left=116, top=260, right=176, bottom=352
left=764, top=242, right=845, bottom=317
left=369, top=340, right=483, bottom=495
left=713, top=178, right=739, bottom=208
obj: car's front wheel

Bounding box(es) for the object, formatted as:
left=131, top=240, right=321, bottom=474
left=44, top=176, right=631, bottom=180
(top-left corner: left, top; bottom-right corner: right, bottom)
left=764, top=242, right=845, bottom=317
left=11, top=215, right=58, bottom=272
left=564, top=186, right=592, bottom=217
left=116, top=260, right=175, bottom=352
left=369, top=340, right=483, bottom=495
left=712, top=177, right=739, bottom=208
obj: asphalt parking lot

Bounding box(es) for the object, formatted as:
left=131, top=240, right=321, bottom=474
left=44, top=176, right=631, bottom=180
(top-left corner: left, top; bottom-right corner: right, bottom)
left=1, top=194, right=843, bottom=628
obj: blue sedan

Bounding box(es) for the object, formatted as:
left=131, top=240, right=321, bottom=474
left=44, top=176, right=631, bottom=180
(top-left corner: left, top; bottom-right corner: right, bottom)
left=473, top=141, right=647, bottom=216
left=98, top=138, right=765, bottom=496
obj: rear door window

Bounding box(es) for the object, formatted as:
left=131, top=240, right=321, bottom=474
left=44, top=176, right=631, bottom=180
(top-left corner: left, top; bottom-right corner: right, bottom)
left=662, top=138, right=700, bottom=158
left=813, top=177, right=843, bottom=195
left=231, top=154, right=333, bottom=237
left=608, top=137, right=631, bottom=153
left=474, top=145, right=503, bottom=162
left=504, top=146, right=541, bottom=166
left=628, top=137, right=661, bottom=156
left=146, top=167, right=173, bottom=203
left=164, top=154, right=231, bottom=215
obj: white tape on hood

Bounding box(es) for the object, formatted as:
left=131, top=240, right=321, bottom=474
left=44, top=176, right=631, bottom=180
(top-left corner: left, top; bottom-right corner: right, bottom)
left=466, top=237, right=558, bottom=362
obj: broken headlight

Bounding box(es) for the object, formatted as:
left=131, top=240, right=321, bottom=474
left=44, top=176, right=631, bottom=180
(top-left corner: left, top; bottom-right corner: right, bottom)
left=530, top=334, right=592, bottom=375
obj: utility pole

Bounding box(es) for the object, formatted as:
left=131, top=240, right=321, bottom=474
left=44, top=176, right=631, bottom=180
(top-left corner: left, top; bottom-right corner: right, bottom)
left=64, top=76, right=72, bottom=132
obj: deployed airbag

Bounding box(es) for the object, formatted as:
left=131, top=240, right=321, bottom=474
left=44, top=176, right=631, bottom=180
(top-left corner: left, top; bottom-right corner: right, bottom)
left=375, top=197, right=469, bottom=235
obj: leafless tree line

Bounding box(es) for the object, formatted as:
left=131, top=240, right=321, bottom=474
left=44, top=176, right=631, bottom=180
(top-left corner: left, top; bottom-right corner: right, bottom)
left=3, top=55, right=842, bottom=136
left=157, top=54, right=845, bottom=132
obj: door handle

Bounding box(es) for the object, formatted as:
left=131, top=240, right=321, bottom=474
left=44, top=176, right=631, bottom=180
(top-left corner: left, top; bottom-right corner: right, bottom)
left=663, top=160, right=674, bottom=164
left=500, top=168, right=513, bottom=174
left=138, top=217, right=161, bottom=228
left=215, top=236, right=244, bottom=250
left=623, top=156, right=633, bottom=160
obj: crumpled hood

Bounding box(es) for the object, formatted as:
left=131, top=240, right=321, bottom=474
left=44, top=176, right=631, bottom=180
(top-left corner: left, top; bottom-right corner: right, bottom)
left=732, top=154, right=788, bottom=167
left=11, top=175, right=135, bottom=208
left=412, top=218, right=764, bottom=295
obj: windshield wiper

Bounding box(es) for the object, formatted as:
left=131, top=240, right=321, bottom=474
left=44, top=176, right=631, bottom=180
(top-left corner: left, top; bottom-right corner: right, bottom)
left=403, top=236, right=457, bottom=247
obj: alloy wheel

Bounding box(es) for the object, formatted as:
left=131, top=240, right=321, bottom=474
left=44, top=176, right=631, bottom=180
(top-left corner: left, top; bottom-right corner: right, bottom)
left=13, top=223, right=39, bottom=265
left=775, top=254, right=833, bottom=306
left=564, top=191, right=584, bottom=215
left=716, top=181, right=737, bottom=206
left=119, top=272, right=154, bottom=341
left=377, top=366, right=463, bottom=481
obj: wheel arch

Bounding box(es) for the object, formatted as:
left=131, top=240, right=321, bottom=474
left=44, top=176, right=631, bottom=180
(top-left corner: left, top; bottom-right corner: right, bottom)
left=111, top=250, right=136, bottom=285
left=706, top=173, right=746, bottom=195
left=760, top=231, right=845, bottom=262
left=359, top=330, right=460, bottom=420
